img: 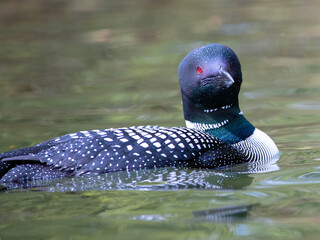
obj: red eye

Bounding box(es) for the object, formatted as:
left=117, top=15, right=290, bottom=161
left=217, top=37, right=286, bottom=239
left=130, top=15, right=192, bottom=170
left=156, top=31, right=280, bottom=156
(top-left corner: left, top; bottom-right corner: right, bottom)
left=230, top=64, right=233, bottom=71
left=197, top=66, right=203, bottom=74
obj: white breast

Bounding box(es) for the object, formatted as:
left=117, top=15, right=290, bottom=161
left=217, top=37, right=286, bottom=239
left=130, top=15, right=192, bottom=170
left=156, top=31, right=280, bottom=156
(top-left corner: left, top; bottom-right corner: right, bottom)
left=232, top=128, right=280, bottom=164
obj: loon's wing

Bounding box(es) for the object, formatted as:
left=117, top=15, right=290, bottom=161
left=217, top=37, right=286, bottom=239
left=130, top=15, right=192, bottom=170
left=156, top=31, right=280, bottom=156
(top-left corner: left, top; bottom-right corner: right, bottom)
left=0, top=126, right=245, bottom=181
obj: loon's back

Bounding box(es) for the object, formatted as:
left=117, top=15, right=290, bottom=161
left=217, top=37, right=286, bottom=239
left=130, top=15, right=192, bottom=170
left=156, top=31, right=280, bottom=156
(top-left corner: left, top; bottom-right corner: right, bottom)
left=0, top=126, right=246, bottom=182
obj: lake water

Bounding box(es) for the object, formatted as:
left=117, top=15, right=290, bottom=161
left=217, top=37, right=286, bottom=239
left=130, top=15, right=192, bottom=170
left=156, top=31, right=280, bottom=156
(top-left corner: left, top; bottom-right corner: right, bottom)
left=1, top=0, right=320, bottom=239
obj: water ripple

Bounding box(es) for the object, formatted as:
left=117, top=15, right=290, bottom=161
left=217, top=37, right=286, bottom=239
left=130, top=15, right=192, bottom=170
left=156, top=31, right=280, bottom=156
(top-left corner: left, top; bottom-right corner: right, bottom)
left=258, top=166, right=320, bottom=186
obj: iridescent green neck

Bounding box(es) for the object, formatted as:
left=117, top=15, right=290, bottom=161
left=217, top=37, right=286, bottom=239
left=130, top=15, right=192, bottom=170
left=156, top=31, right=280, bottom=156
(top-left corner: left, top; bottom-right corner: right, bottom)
left=185, top=105, right=255, bottom=144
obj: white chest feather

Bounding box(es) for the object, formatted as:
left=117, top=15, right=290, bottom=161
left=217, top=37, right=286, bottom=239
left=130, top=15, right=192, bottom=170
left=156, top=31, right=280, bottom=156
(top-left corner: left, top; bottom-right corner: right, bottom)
left=232, top=128, right=280, bottom=164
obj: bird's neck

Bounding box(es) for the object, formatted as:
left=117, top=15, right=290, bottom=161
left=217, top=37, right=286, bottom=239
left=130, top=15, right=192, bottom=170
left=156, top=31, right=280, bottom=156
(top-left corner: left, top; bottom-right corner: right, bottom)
left=184, top=103, right=255, bottom=144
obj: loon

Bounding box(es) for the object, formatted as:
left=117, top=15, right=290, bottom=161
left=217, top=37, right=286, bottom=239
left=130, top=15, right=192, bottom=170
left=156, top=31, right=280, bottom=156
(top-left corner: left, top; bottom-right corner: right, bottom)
left=0, top=44, right=279, bottom=183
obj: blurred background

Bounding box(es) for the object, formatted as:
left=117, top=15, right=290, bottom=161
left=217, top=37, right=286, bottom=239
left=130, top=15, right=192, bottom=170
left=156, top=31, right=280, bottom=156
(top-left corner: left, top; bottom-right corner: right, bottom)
left=0, top=0, right=320, bottom=239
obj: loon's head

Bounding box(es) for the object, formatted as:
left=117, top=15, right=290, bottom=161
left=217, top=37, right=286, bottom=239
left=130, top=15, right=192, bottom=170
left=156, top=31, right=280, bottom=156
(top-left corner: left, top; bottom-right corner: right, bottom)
left=179, top=44, right=242, bottom=121
left=179, top=44, right=255, bottom=144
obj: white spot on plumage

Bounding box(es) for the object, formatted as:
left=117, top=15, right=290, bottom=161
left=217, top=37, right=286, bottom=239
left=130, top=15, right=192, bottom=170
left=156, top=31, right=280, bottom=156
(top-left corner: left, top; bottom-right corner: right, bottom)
left=178, top=143, right=185, bottom=148
left=131, top=134, right=140, bottom=140
left=153, top=142, right=161, bottom=148
left=96, top=130, right=107, bottom=136
left=141, top=142, right=149, bottom=148
left=156, top=133, right=167, bottom=139
left=180, top=133, right=187, bottom=138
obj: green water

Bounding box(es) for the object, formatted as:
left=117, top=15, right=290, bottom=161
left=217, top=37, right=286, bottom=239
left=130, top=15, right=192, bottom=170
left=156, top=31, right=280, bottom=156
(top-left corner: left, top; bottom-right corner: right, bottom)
left=1, top=0, right=320, bottom=239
